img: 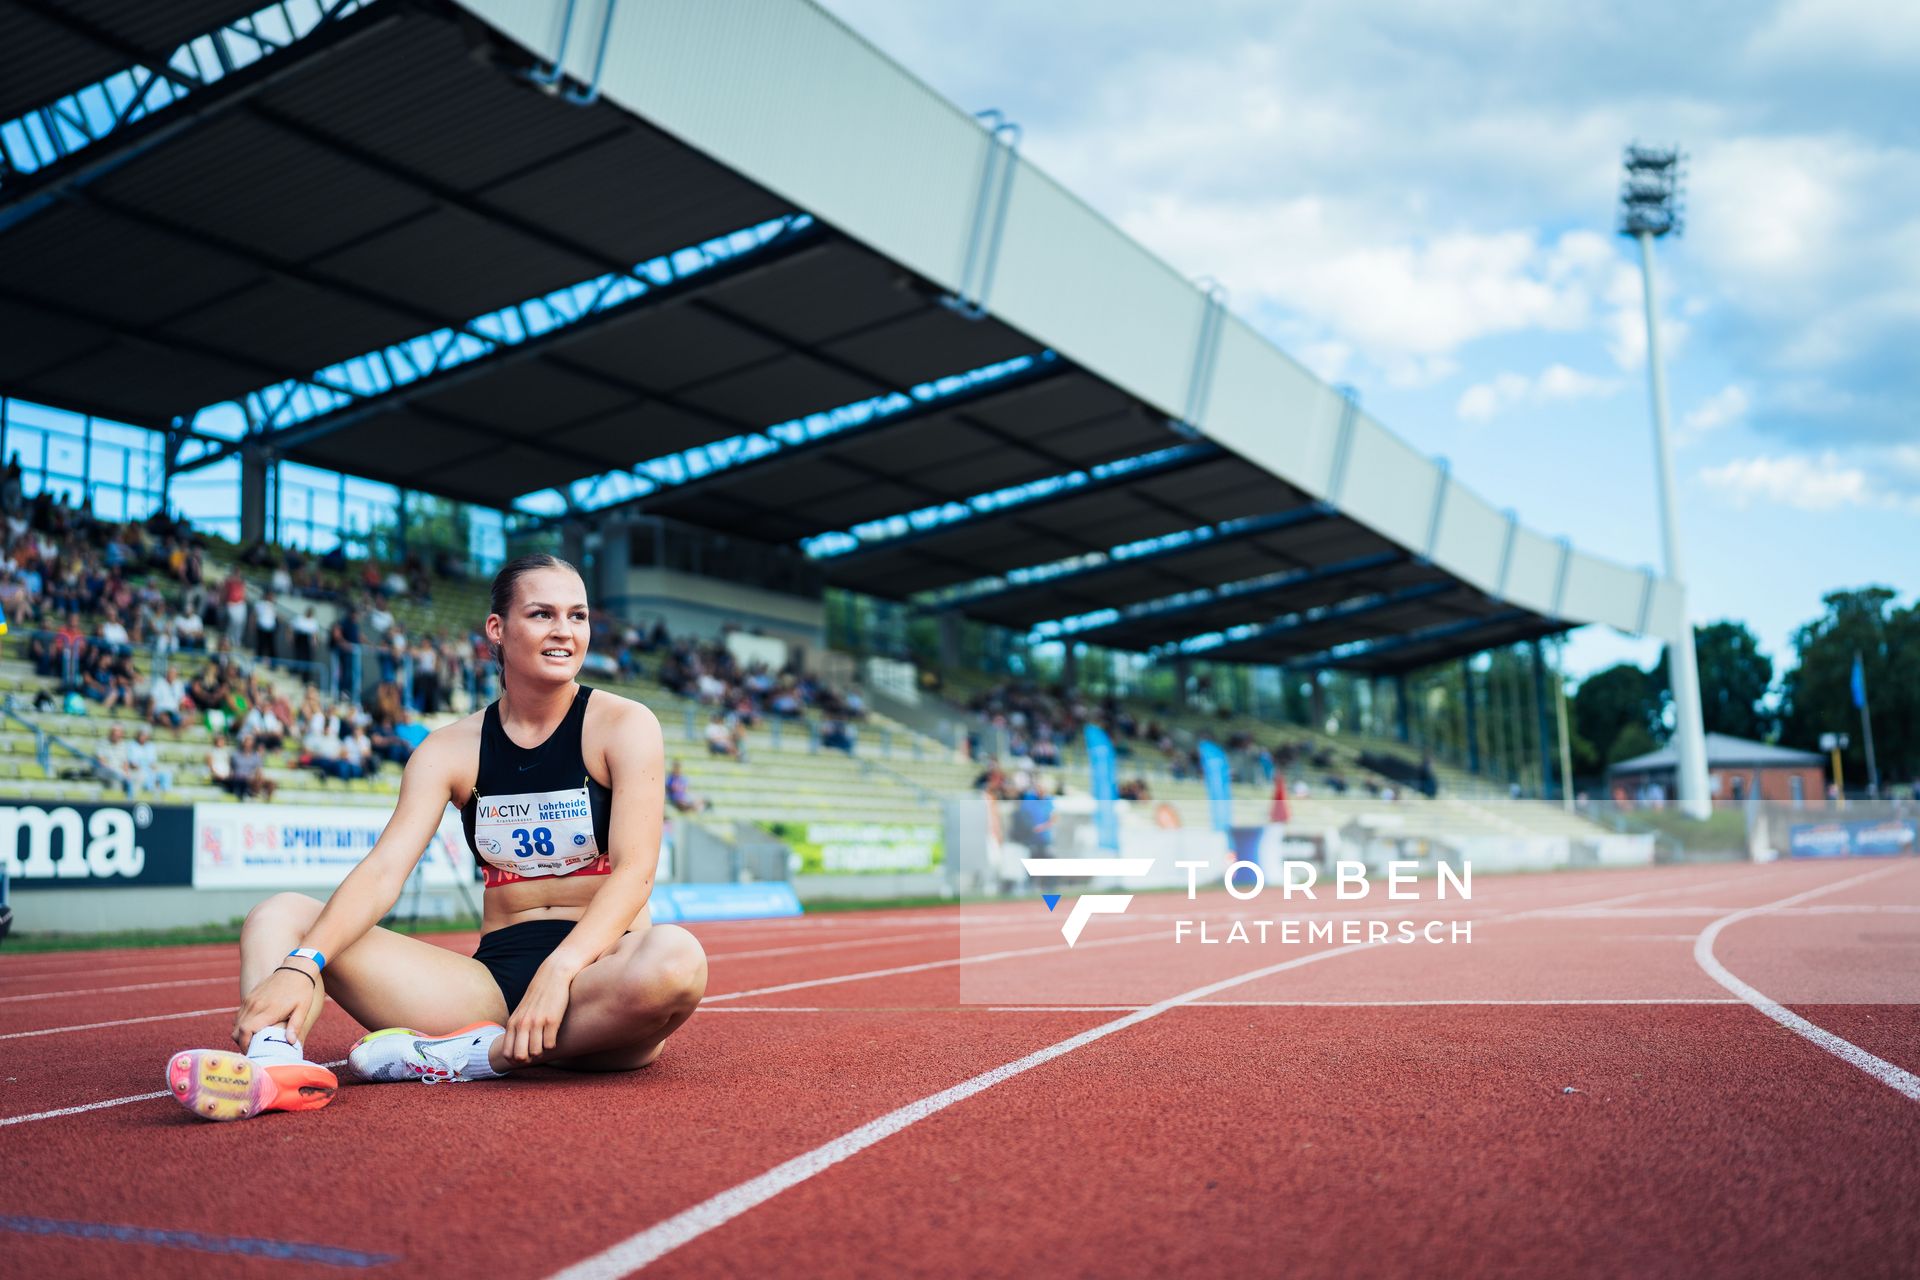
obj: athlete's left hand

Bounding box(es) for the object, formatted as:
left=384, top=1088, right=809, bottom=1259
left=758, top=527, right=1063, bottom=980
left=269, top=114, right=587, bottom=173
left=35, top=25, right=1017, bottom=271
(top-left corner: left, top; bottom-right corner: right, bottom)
left=504, top=963, right=574, bottom=1065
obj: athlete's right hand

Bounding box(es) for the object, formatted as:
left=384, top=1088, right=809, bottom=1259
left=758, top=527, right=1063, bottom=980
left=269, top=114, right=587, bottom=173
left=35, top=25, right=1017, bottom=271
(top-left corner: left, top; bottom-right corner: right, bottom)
left=232, top=969, right=317, bottom=1051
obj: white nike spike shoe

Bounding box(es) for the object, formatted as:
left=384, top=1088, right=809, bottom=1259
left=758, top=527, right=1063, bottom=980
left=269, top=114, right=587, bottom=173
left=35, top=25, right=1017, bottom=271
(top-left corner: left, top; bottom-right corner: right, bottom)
left=347, top=1022, right=504, bottom=1083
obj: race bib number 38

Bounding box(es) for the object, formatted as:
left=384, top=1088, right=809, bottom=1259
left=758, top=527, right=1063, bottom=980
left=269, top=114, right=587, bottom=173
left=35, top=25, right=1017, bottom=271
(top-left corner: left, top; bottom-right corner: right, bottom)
left=472, top=788, right=601, bottom=878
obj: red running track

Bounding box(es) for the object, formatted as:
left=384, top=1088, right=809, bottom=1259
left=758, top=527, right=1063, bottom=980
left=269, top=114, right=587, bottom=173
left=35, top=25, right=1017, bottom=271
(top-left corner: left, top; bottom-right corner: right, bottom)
left=1, top=859, right=1916, bottom=1278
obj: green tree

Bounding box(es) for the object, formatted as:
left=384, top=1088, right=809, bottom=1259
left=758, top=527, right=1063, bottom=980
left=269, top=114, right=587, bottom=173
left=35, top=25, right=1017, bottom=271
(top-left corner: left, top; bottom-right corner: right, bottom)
left=1573, top=662, right=1659, bottom=771
left=1779, top=588, right=1920, bottom=786
left=1652, top=620, right=1774, bottom=741
left=367, top=493, right=470, bottom=565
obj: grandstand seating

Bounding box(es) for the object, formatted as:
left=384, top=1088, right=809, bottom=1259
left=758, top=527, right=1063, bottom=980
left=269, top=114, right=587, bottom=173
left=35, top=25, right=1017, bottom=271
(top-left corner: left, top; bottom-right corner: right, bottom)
left=0, top=530, right=1606, bottom=858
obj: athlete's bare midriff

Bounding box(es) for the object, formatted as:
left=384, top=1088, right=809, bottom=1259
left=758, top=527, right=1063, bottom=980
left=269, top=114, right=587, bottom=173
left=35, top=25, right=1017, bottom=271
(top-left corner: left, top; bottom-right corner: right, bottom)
left=436, top=699, right=649, bottom=935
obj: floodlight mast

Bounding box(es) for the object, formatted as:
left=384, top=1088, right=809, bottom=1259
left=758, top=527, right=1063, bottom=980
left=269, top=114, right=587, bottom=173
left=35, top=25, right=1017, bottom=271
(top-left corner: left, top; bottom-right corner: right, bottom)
left=1620, top=144, right=1710, bottom=820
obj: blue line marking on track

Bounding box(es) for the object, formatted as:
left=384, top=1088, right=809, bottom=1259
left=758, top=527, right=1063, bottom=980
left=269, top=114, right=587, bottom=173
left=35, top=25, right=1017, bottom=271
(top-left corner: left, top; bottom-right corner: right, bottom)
left=0, top=1215, right=397, bottom=1268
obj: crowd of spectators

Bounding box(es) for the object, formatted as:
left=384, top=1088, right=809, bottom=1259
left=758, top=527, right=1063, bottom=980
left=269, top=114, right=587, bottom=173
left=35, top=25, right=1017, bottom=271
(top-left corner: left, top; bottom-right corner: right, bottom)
left=654, top=629, right=868, bottom=758
left=1, top=461, right=454, bottom=797
left=965, top=677, right=1436, bottom=805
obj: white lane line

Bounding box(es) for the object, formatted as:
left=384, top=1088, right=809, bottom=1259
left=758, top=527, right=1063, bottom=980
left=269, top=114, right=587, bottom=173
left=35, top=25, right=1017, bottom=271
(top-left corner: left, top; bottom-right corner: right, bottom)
left=546, top=938, right=1391, bottom=1280
left=0, top=959, right=236, bottom=984
left=0, top=977, right=232, bottom=1004
left=1693, top=863, right=1920, bottom=1102
left=689, top=998, right=1752, bottom=1013
left=1548, top=904, right=1920, bottom=919
left=702, top=929, right=1164, bottom=1004
left=0, top=1059, right=349, bottom=1129
left=705, top=918, right=1043, bottom=963
left=545, top=869, right=1837, bottom=1278
left=699, top=896, right=1493, bottom=1007
left=1189, top=997, right=1744, bottom=1007
left=0, top=1007, right=239, bottom=1040
left=1509, top=868, right=1786, bottom=920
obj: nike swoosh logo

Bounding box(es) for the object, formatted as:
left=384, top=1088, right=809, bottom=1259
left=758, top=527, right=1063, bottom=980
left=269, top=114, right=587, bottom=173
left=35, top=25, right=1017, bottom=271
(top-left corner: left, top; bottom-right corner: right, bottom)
left=518, top=763, right=539, bottom=772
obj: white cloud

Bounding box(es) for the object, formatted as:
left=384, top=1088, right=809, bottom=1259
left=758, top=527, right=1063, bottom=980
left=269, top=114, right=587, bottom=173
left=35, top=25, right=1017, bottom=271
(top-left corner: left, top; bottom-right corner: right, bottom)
left=1679, top=384, right=1750, bottom=442
left=1456, top=363, right=1620, bottom=422
left=1686, top=133, right=1920, bottom=379
left=822, top=0, right=1918, bottom=447
left=1745, top=0, right=1920, bottom=70
left=1698, top=450, right=1920, bottom=514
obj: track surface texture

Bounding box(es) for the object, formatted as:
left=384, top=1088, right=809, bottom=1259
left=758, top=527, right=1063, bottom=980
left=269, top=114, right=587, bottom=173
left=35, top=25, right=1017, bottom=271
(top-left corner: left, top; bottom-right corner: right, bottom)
left=2, top=859, right=1917, bottom=1278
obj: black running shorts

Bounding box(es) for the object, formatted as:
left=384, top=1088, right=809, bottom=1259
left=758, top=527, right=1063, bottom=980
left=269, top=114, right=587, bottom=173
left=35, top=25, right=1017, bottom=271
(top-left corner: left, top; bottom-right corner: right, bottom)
left=471, top=920, right=577, bottom=1014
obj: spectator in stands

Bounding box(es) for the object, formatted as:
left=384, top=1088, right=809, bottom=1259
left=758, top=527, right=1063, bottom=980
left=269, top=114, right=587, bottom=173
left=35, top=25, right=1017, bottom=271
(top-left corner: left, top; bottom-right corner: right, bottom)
left=305, top=708, right=351, bottom=780
left=97, top=605, right=131, bottom=655
left=1030, top=728, right=1060, bottom=767
left=665, top=761, right=709, bottom=814
left=343, top=722, right=373, bottom=779
left=1014, top=774, right=1056, bottom=853
left=410, top=633, right=440, bottom=713
left=820, top=715, right=855, bottom=755
left=368, top=707, right=419, bottom=770
left=371, top=678, right=406, bottom=728
left=383, top=629, right=408, bottom=694
left=203, top=731, right=232, bottom=789
left=704, top=712, right=739, bottom=762
left=365, top=595, right=393, bottom=646
left=769, top=682, right=803, bottom=720
left=239, top=699, right=286, bottom=753
left=49, top=612, right=86, bottom=687
left=291, top=606, right=319, bottom=669
left=0, top=455, right=21, bottom=515
left=173, top=600, right=206, bottom=651
left=126, top=726, right=172, bottom=795
left=231, top=733, right=275, bottom=801
left=147, top=662, right=187, bottom=732
left=253, top=589, right=279, bottom=661
left=81, top=644, right=137, bottom=710
left=221, top=572, right=248, bottom=646
left=96, top=723, right=131, bottom=792
left=330, top=606, right=361, bottom=698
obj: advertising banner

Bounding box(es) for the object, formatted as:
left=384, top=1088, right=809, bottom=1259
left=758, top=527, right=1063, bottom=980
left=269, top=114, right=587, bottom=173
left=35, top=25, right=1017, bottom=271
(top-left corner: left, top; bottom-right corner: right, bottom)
left=193, top=803, right=476, bottom=888
left=1, top=800, right=194, bottom=888
left=768, top=821, right=943, bottom=874
left=1198, top=740, right=1233, bottom=832
left=1084, top=724, right=1119, bottom=852
left=654, top=882, right=802, bottom=922
left=1789, top=818, right=1917, bottom=859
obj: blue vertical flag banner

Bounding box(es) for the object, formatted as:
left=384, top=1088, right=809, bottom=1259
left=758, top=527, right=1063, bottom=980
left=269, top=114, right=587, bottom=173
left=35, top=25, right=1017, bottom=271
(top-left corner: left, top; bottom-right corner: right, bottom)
left=1198, top=740, right=1233, bottom=832
left=1851, top=654, right=1867, bottom=709
left=1084, top=724, right=1120, bottom=852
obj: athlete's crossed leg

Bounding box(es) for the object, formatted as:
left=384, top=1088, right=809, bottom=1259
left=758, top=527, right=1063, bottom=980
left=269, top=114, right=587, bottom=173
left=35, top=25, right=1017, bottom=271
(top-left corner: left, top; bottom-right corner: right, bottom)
left=168, top=891, right=705, bottom=1119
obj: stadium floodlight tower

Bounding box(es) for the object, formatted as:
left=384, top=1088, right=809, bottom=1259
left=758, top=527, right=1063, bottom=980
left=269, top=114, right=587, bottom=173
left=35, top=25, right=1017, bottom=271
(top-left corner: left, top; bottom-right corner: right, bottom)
left=1620, top=144, right=1710, bottom=819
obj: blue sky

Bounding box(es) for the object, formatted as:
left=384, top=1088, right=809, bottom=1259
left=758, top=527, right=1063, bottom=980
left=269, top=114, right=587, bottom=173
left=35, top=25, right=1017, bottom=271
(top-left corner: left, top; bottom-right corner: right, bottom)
left=817, top=0, right=1920, bottom=681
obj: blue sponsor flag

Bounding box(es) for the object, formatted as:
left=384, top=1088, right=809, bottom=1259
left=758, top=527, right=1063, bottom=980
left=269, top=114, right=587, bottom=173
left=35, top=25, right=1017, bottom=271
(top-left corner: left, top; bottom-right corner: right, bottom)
left=1084, top=724, right=1120, bottom=852
left=1197, top=740, right=1233, bottom=832
left=1851, top=653, right=1867, bottom=710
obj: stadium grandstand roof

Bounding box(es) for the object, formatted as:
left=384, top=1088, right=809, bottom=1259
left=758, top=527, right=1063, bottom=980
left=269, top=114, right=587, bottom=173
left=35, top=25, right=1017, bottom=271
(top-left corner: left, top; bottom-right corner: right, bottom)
left=0, top=0, right=1687, bottom=674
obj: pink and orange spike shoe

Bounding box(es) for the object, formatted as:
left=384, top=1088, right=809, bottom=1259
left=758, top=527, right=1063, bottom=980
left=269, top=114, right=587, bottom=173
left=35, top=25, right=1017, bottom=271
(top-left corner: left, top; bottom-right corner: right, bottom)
left=166, top=1049, right=338, bottom=1122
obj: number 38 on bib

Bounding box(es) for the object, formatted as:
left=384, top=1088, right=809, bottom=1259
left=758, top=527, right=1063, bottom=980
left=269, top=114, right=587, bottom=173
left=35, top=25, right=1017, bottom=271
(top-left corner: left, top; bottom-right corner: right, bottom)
left=471, top=788, right=601, bottom=878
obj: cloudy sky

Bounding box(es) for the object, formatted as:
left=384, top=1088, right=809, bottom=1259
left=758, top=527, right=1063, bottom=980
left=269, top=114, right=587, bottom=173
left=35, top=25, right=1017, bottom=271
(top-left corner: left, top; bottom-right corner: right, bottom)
left=817, top=0, right=1920, bottom=679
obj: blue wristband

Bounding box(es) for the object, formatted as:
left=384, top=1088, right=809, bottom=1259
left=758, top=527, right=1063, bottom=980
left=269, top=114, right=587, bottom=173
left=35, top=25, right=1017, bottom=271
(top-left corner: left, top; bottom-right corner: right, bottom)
left=288, top=947, right=326, bottom=971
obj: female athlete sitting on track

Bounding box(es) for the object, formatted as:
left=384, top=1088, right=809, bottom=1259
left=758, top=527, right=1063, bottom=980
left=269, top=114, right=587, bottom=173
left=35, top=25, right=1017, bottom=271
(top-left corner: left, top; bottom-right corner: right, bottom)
left=166, top=554, right=707, bottom=1121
